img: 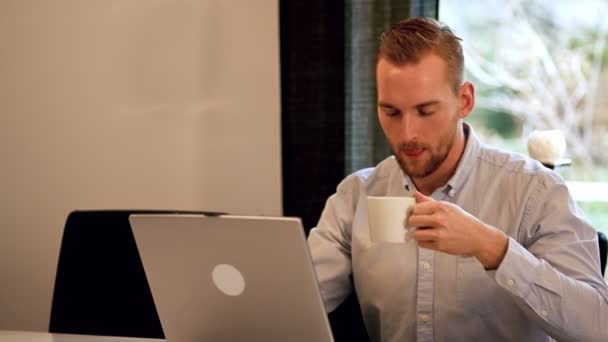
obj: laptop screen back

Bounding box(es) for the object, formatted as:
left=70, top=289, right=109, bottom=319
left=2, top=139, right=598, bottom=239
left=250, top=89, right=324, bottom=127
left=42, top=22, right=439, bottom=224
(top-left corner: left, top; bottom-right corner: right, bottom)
left=129, top=214, right=334, bottom=342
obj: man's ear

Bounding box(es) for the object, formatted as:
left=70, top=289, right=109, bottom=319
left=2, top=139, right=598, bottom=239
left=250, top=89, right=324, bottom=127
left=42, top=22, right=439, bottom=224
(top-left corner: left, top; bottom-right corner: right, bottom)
left=458, top=81, right=475, bottom=119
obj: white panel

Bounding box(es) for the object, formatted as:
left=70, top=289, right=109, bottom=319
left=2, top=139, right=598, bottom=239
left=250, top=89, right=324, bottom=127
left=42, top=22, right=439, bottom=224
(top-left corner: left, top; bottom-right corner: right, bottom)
left=0, top=0, right=281, bottom=330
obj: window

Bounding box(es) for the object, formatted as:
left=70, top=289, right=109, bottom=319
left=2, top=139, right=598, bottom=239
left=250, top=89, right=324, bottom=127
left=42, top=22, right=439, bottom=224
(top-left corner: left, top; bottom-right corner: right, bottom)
left=440, top=0, right=608, bottom=234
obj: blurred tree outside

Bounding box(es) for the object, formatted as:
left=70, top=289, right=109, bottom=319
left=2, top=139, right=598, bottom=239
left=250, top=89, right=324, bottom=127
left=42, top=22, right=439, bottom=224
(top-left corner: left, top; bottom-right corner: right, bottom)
left=440, top=0, right=608, bottom=233
left=440, top=0, right=608, bottom=179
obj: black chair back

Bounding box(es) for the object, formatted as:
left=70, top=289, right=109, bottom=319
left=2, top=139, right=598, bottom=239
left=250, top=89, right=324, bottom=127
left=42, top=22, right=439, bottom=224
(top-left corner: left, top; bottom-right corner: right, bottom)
left=599, top=231, right=607, bottom=277
left=49, top=210, right=224, bottom=338
left=328, top=278, right=371, bottom=342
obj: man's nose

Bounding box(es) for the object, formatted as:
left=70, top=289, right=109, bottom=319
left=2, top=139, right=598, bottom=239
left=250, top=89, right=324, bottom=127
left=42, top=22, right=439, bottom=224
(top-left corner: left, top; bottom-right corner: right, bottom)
left=400, top=113, right=419, bottom=141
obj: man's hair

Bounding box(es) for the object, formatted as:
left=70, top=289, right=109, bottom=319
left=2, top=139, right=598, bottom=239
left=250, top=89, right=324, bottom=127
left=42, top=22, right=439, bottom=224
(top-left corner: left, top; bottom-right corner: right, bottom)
left=377, top=17, right=464, bottom=93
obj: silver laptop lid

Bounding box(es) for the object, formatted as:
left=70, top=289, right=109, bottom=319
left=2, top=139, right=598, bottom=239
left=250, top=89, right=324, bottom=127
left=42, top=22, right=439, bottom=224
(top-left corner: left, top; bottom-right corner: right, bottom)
left=129, top=214, right=334, bottom=342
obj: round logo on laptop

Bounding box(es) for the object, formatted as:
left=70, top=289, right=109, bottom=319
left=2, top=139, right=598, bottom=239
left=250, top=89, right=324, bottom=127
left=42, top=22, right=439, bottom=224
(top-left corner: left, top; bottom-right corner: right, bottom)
left=212, top=264, right=246, bottom=296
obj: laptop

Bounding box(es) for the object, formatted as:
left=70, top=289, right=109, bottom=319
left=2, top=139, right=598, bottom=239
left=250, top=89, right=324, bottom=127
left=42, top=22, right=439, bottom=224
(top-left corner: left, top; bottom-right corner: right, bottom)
left=128, top=214, right=334, bottom=342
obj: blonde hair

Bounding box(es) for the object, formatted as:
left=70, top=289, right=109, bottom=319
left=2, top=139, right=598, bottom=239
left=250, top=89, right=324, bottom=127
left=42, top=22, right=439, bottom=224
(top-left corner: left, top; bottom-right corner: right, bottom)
left=377, top=17, right=464, bottom=93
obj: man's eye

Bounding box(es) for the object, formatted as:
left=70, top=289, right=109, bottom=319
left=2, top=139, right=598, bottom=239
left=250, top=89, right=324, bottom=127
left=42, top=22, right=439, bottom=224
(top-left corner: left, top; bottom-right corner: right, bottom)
left=385, top=109, right=400, bottom=117
left=418, top=109, right=434, bottom=116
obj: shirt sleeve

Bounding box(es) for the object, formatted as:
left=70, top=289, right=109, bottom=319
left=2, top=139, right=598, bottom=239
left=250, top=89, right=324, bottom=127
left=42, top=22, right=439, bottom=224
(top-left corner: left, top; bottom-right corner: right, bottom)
left=492, top=176, right=608, bottom=341
left=307, top=177, right=359, bottom=313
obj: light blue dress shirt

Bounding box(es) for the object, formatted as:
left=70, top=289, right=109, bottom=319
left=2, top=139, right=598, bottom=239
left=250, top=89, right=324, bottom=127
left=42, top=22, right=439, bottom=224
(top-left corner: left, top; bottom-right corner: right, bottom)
left=307, top=124, right=608, bottom=341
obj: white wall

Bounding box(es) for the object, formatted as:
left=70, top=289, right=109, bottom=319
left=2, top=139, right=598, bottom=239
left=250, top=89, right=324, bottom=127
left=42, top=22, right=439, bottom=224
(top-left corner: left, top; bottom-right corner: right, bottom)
left=0, top=0, right=281, bottom=331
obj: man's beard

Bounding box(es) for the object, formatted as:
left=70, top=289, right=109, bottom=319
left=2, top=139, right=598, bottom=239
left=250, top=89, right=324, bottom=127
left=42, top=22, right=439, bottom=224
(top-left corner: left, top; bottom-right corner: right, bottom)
left=393, top=123, right=458, bottom=178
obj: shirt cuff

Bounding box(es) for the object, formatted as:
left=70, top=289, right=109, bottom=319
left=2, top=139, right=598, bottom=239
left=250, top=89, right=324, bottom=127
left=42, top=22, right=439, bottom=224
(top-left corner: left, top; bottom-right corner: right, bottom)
left=491, top=237, right=536, bottom=299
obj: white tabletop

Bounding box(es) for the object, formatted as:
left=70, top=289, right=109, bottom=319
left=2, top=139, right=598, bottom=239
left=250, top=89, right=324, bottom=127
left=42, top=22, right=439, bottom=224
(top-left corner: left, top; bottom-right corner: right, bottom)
left=0, top=330, right=164, bottom=342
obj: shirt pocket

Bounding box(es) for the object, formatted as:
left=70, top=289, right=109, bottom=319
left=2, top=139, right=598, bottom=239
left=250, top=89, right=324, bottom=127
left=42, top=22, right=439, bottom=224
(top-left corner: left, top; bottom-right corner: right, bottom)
left=456, top=256, right=510, bottom=315
left=354, top=242, right=418, bottom=309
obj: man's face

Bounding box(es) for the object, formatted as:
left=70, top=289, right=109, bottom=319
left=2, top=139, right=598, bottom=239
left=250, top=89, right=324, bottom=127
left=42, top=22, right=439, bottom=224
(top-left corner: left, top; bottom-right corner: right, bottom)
left=376, top=54, right=466, bottom=178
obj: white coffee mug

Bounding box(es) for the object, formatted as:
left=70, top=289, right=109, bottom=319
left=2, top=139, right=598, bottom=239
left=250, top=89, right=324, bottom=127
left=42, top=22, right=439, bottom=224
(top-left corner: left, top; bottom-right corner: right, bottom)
left=367, top=196, right=415, bottom=243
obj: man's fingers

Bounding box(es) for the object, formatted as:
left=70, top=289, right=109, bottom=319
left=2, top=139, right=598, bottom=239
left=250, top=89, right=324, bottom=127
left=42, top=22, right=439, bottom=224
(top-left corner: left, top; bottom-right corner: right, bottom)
left=412, top=228, right=437, bottom=242
left=413, top=191, right=432, bottom=203
left=417, top=241, right=438, bottom=251
left=411, top=201, right=436, bottom=215
left=408, top=214, right=436, bottom=228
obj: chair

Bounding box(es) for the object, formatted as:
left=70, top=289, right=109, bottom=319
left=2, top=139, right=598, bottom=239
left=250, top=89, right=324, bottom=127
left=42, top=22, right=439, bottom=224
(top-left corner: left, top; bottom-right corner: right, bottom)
left=49, top=209, right=224, bottom=338
left=598, top=231, right=607, bottom=277
left=328, top=278, right=371, bottom=342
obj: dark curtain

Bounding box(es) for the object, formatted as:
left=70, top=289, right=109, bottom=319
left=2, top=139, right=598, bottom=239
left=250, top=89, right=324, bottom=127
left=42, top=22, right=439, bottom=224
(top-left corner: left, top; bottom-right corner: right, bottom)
left=346, top=0, right=439, bottom=174
left=346, top=1, right=409, bottom=174
left=280, top=1, right=346, bottom=234
left=280, top=1, right=438, bottom=341
left=281, top=0, right=438, bottom=232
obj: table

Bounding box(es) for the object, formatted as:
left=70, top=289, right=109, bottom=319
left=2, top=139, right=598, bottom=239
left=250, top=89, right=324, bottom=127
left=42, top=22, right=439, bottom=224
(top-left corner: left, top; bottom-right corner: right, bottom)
left=0, top=330, right=165, bottom=342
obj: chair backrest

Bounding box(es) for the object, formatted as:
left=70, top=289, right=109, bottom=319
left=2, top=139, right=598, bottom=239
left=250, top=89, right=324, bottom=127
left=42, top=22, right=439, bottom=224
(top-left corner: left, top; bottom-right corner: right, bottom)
left=328, top=277, right=370, bottom=342
left=598, top=231, right=607, bottom=277
left=49, top=210, right=224, bottom=338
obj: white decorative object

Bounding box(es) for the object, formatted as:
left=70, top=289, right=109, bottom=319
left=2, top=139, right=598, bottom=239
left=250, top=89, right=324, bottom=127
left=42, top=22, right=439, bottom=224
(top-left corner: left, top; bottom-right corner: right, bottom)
left=527, top=129, right=566, bottom=165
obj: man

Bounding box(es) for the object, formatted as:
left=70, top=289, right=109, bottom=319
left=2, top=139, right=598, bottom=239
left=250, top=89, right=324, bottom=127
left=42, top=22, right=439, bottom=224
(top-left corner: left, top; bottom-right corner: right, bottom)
left=307, top=17, right=608, bottom=341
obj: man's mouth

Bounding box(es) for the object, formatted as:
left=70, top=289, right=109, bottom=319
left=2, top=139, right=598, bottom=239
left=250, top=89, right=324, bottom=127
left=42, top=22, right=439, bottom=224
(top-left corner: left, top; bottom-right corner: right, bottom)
left=402, top=148, right=424, bottom=157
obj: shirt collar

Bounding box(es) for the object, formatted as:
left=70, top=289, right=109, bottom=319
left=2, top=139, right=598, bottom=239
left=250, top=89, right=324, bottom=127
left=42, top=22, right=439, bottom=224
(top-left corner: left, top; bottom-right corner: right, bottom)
left=401, top=122, right=482, bottom=198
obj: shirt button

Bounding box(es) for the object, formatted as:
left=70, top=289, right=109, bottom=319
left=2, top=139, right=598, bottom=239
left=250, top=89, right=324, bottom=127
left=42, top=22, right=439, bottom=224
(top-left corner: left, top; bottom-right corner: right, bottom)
left=422, top=262, right=431, bottom=270
left=507, top=279, right=514, bottom=287
left=419, top=314, right=430, bottom=322
left=541, top=310, right=548, bottom=317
